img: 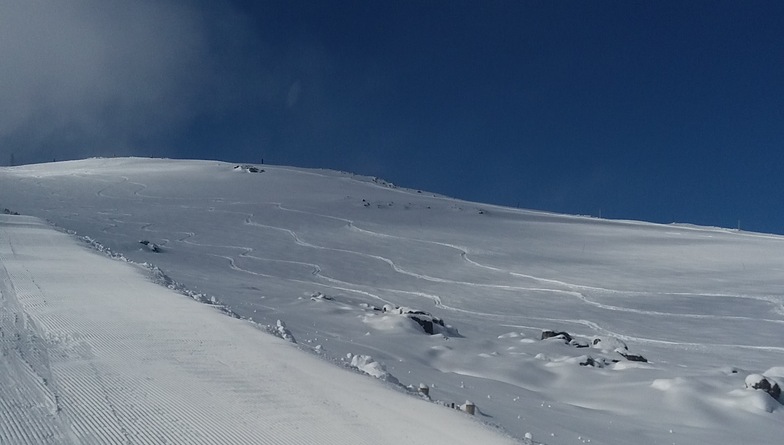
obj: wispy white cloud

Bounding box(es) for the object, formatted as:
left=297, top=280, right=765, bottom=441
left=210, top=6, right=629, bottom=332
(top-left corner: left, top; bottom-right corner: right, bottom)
left=0, top=1, right=270, bottom=164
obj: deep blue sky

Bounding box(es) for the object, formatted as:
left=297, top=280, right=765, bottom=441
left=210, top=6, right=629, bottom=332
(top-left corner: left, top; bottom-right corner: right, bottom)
left=2, top=1, right=784, bottom=234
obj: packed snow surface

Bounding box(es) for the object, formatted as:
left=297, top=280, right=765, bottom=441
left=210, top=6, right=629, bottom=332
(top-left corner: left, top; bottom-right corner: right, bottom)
left=2, top=157, right=784, bottom=444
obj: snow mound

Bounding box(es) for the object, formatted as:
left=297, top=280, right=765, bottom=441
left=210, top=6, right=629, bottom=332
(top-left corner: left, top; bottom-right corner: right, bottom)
left=347, top=353, right=400, bottom=385
left=270, top=320, right=297, bottom=343
left=745, top=374, right=781, bottom=401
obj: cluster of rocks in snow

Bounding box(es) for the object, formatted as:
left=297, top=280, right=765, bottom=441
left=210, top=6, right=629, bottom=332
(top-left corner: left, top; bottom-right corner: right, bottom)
left=310, top=292, right=334, bottom=302
left=2, top=208, right=20, bottom=215
left=361, top=198, right=396, bottom=209
left=268, top=320, right=297, bottom=344
left=310, top=292, right=457, bottom=336
left=358, top=198, right=436, bottom=211
left=343, top=352, right=483, bottom=417
left=381, top=304, right=452, bottom=335
left=541, top=329, right=648, bottom=366
left=370, top=176, right=396, bottom=188
left=139, top=240, right=162, bottom=252
left=233, top=164, right=264, bottom=173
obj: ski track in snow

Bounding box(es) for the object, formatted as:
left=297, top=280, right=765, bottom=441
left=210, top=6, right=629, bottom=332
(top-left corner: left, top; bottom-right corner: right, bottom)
left=31, top=168, right=784, bottom=361
left=0, top=215, right=518, bottom=445
left=238, top=204, right=784, bottom=355
left=245, top=206, right=784, bottom=328
left=70, top=171, right=784, bottom=329
left=95, top=182, right=784, bottom=342
left=6, top=159, right=784, bottom=445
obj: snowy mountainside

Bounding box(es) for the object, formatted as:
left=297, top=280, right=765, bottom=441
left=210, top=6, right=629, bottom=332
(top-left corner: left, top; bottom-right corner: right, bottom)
left=2, top=157, right=784, bottom=444
left=0, top=213, right=517, bottom=445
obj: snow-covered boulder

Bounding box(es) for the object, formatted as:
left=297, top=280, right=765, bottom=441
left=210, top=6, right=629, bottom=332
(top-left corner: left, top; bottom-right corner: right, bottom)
left=270, top=320, right=296, bottom=344
left=346, top=353, right=399, bottom=385
left=382, top=304, right=451, bottom=335
left=592, top=336, right=628, bottom=352
left=541, top=330, right=573, bottom=342
left=745, top=374, right=781, bottom=400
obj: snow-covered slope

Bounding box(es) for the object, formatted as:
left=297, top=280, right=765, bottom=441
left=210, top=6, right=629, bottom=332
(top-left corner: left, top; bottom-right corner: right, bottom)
left=0, top=214, right=516, bottom=444
left=2, top=157, right=783, bottom=444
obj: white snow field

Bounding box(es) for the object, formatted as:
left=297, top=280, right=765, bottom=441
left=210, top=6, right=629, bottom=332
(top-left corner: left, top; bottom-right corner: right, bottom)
left=1, top=157, right=783, bottom=444
left=0, top=214, right=516, bottom=444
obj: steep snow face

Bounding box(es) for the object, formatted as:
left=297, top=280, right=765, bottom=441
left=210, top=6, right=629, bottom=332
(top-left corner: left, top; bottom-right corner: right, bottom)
left=2, top=157, right=784, bottom=444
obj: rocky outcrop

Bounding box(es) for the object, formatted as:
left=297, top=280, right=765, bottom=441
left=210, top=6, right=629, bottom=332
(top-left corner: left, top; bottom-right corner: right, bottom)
left=746, top=374, right=781, bottom=400
left=233, top=164, right=264, bottom=173
left=383, top=304, right=446, bottom=335
left=542, top=329, right=648, bottom=363
left=139, top=240, right=161, bottom=252
left=617, top=351, right=648, bottom=363
left=541, top=330, right=573, bottom=342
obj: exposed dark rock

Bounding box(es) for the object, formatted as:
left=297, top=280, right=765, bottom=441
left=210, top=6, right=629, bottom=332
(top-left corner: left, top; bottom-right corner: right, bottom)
left=570, top=339, right=590, bottom=348
left=383, top=304, right=449, bottom=335
left=234, top=164, right=264, bottom=173
left=2, top=208, right=19, bottom=215
left=139, top=240, right=161, bottom=253
left=579, top=356, right=610, bottom=368
left=746, top=374, right=781, bottom=400
left=617, top=351, right=648, bottom=363
left=310, top=292, right=334, bottom=301
left=541, top=330, right=573, bottom=342
left=408, top=315, right=445, bottom=335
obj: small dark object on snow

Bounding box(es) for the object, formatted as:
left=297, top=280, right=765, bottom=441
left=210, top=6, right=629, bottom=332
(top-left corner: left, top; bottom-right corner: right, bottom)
left=2, top=208, right=19, bottom=215
left=617, top=351, right=648, bottom=363
left=139, top=240, right=161, bottom=253
left=541, top=330, right=573, bottom=343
